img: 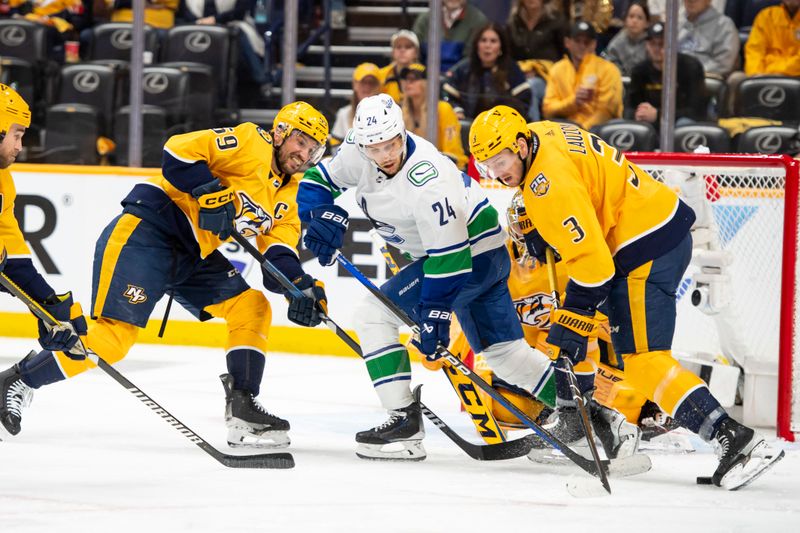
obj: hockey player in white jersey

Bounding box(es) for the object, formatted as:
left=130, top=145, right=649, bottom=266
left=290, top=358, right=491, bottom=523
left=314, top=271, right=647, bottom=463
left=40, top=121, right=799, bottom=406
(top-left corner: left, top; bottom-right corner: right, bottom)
left=296, top=94, right=559, bottom=460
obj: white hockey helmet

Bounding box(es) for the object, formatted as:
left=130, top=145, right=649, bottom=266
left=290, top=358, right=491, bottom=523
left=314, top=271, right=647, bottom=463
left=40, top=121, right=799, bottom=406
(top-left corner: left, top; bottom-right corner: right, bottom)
left=353, top=94, right=407, bottom=157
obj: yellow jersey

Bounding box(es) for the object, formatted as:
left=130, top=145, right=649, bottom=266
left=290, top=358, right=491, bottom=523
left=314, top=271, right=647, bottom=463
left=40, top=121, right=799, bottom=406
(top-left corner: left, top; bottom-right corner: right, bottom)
left=521, top=121, right=694, bottom=304
left=0, top=169, right=31, bottom=259
left=129, top=123, right=300, bottom=260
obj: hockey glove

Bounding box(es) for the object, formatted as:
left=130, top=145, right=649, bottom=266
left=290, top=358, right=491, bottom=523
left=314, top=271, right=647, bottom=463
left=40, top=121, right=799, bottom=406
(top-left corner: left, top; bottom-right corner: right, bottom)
left=192, top=178, right=236, bottom=241
left=546, top=307, right=598, bottom=364
left=37, top=292, right=88, bottom=360
left=286, top=274, right=328, bottom=327
left=411, top=303, right=452, bottom=359
left=303, top=205, right=349, bottom=267
left=523, top=229, right=560, bottom=265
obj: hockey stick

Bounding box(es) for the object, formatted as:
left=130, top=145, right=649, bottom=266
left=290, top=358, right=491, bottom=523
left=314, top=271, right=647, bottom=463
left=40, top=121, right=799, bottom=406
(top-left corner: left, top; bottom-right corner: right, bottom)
left=230, top=231, right=533, bottom=460
left=334, top=252, right=608, bottom=483
left=368, top=229, right=509, bottom=445
left=0, top=272, right=294, bottom=469
left=544, top=248, right=610, bottom=494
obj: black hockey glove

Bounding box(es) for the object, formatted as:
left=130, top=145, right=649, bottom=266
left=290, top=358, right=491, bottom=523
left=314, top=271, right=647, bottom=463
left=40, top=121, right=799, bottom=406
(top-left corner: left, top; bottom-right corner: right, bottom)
left=546, top=307, right=598, bottom=364
left=286, top=274, right=328, bottom=327
left=38, top=292, right=88, bottom=360
left=192, top=178, right=236, bottom=241
left=523, top=229, right=560, bottom=265
left=304, top=205, right=349, bottom=266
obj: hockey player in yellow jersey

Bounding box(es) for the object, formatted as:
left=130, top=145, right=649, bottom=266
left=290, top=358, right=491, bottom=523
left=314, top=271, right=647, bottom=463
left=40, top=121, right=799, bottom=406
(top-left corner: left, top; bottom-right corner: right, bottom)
left=0, top=84, right=88, bottom=440
left=0, top=101, right=330, bottom=449
left=469, top=105, right=783, bottom=490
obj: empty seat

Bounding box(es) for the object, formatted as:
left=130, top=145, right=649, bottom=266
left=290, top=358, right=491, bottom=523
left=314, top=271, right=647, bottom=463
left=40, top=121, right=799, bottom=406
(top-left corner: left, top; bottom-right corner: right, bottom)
left=139, top=66, right=189, bottom=126
left=0, top=57, right=36, bottom=108
left=114, top=105, right=169, bottom=167
left=733, top=76, right=800, bottom=122
left=88, top=22, right=160, bottom=63
left=594, top=119, right=658, bottom=152
left=736, top=126, right=800, bottom=155
left=0, top=19, right=49, bottom=65
left=159, top=61, right=215, bottom=129
left=56, top=64, right=117, bottom=135
left=674, top=123, right=732, bottom=153
left=161, top=25, right=237, bottom=108
left=43, top=103, right=101, bottom=165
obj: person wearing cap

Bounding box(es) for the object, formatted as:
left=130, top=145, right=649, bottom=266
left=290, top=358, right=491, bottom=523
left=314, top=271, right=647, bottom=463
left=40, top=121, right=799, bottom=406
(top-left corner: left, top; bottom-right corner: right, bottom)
left=542, top=20, right=623, bottom=130
left=413, top=0, right=489, bottom=72
left=399, top=63, right=468, bottom=169
left=443, top=22, right=532, bottom=121
left=379, top=30, right=421, bottom=104
left=331, top=62, right=383, bottom=144
left=626, top=22, right=707, bottom=126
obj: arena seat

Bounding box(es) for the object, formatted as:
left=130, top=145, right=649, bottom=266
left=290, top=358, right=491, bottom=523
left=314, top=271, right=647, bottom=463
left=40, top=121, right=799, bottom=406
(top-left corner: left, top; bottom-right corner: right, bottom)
left=733, top=76, right=800, bottom=122
left=594, top=119, right=658, bottom=152
left=114, top=105, right=170, bottom=167
left=674, top=123, right=732, bottom=153
left=88, top=22, right=160, bottom=63
left=56, top=63, right=117, bottom=135
left=159, top=62, right=215, bottom=129
left=736, top=125, right=800, bottom=155
left=42, top=103, right=101, bottom=165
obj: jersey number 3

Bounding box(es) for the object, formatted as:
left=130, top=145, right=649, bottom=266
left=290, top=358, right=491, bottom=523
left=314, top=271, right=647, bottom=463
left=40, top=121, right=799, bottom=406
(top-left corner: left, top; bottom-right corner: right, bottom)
left=563, top=216, right=585, bottom=243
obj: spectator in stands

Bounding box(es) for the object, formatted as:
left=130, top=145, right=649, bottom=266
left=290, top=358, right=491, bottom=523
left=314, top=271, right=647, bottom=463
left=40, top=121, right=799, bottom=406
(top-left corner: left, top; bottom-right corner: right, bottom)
left=626, top=22, right=707, bottom=127
left=443, top=22, right=532, bottom=120
left=542, top=20, right=623, bottom=130
left=110, top=0, right=178, bottom=36
left=378, top=29, right=420, bottom=104
left=399, top=63, right=468, bottom=169
left=330, top=62, right=382, bottom=144
left=744, top=0, right=800, bottom=77
left=725, top=0, right=780, bottom=28
left=177, top=0, right=270, bottom=101
left=1, top=0, right=96, bottom=62
left=649, top=0, right=726, bottom=21
left=507, top=0, right=567, bottom=121
left=413, top=0, right=489, bottom=72
left=677, top=0, right=740, bottom=78
left=603, top=0, right=649, bottom=76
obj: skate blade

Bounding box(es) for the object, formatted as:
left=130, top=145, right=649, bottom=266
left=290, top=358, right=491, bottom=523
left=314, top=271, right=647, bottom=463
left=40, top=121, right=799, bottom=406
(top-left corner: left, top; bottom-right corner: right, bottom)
left=527, top=440, right=593, bottom=463
left=720, top=443, right=785, bottom=491
left=355, top=440, right=426, bottom=461
left=638, top=431, right=696, bottom=454
left=528, top=451, right=651, bottom=478
left=227, top=429, right=290, bottom=449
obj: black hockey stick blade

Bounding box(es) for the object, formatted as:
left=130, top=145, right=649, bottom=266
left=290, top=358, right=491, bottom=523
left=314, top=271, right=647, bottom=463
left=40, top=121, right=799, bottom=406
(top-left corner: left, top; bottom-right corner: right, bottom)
left=0, top=272, right=295, bottom=470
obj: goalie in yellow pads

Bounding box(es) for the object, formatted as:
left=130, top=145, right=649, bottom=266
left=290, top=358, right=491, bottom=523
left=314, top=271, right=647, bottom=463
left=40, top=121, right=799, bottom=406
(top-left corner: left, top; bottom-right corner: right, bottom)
left=469, top=105, right=783, bottom=490
left=0, top=101, right=330, bottom=450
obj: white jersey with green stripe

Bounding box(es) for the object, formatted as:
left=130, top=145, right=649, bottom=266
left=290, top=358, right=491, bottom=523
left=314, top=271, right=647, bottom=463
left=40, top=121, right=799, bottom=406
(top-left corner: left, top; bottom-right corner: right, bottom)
left=307, top=131, right=505, bottom=278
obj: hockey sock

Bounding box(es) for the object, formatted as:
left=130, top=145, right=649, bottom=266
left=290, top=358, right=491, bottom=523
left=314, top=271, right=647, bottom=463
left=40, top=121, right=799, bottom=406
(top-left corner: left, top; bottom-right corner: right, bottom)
left=554, top=360, right=595, bottom=407
left=672, top=386, right=727, bottom=441
left=226, top=348, right=266, bottom=395
left=18, top=350, right=67, bottom=389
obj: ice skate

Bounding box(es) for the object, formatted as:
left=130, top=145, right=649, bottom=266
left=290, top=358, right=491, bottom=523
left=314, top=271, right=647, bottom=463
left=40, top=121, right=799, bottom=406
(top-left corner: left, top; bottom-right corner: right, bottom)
left=709, top=417, right=784, bottom=490
left=0, top=363, right=34, bottom=441
left=355, top=393, right=426, bottom=461
left=220, top=374, right=290, bottom=449
left=526, top=406, right=588, bottom=463
left=590, top=401, right=641, bottom=459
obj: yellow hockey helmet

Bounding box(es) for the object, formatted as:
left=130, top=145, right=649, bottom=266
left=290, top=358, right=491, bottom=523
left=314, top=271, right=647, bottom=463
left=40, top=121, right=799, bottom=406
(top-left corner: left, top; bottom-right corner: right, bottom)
left=0, top=83, right=31, bottom=136
left=273, top=100, right=329, bottom=146
left=469, top=105, right=528, bottom=162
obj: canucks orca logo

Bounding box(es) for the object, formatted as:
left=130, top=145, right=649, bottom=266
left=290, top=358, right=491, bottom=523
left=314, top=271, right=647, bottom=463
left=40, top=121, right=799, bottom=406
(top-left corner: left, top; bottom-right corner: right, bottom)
left=235, top=192, right=273, bottom=237
left=360, top=196, right=405, bottom=245
left=513, top=293, right=551, bottom=329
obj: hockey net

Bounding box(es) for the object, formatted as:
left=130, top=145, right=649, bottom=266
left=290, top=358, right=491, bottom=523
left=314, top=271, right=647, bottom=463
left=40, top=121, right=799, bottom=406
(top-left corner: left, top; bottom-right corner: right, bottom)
left=628, top=153, right=799, bottom=442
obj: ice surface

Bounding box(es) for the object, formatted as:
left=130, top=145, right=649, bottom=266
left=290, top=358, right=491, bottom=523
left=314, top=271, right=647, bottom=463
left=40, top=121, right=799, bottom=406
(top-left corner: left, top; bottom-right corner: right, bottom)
left=0, top=338, right=797, bottom=532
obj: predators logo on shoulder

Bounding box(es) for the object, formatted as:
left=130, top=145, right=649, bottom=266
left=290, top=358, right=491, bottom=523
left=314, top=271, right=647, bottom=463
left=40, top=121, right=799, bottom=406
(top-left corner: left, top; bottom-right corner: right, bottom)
left=235, top=192, right=273, bottom=237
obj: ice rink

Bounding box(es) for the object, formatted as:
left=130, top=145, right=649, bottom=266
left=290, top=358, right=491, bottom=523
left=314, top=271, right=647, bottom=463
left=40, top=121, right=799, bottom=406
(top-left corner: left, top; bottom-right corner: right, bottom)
left=0, top=337, right=798, bottom=532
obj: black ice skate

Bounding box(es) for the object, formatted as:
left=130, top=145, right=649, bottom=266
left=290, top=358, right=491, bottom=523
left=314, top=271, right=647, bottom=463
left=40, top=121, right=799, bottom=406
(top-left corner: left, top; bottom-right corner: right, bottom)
left=220, top=374, right=290, bottom=449
left=526, top=406, right=587, bottom=462
left=709, top=417, right=784, bottom=490
left=0, top=363, right=33, bottom=441
left=355, top=394, right=426, bottom=461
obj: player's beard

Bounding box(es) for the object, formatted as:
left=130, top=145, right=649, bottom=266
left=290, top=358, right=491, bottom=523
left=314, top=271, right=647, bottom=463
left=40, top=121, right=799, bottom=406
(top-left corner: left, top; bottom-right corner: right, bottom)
left=276, top=145, right=305, bottom=176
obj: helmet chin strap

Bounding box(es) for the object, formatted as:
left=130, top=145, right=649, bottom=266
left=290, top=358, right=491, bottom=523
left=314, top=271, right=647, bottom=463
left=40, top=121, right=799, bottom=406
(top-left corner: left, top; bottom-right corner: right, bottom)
left=518, top=133, right=537, bottom=187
